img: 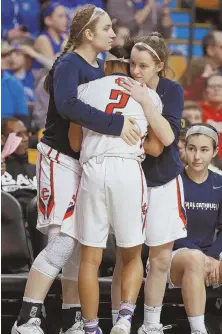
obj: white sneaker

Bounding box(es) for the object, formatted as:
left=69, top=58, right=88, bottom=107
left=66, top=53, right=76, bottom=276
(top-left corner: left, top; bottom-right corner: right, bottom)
left=110, top=318, right=131, bottom=334
left=138, top=324, right=172, bottom=334
left=11, top=318, right=44, bottom=334
left=191, top=331, right=208, bottom=334
left=59, top=321, right=85, bottom=334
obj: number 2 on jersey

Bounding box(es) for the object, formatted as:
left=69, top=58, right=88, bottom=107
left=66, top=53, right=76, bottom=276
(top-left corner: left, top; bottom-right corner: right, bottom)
left=105, top=89, right=130, bottom=115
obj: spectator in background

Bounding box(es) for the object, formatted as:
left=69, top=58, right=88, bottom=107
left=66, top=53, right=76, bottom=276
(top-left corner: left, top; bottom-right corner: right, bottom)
left=1, top=48, right=29, bottom=127
left=50, top=0, right=104, bottom=21
left=33, top=2, right=67, bottom=65
left=8, top=45, right=35, bottom=104
left=182, top=100, right=203, bottom=124
left=112, top=23, right=130, bottom=47
left=9, top=37, right=54, bottom=79
left=1, top=118, right=37, bottom=219
left=179, top=101, right=203, bottom=167
left=202, top=31, right=222, bottom=75
left=1, top=41, right=13, bottom=71
left=106, top=0, right=172, bottom=38
left=180, top=30, right=222, bottom=101
left=1, top=0, right=40, bottom=40
left=200, top=73, right=222, bottom=159
left=178, top=118, right=191, bottom=167
left=32, top=75, right=49, bottom=131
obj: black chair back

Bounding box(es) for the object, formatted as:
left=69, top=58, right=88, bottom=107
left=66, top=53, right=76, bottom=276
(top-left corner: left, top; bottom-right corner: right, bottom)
left=1, top=191, right=31, bottom=272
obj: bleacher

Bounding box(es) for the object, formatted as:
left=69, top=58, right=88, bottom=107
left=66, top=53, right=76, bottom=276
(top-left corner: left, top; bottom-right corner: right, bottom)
left=158, top=0, right=211, bottom=58
left=155, top=0, right=213, bottom=81
left=158, top=0, right=211, bottom=57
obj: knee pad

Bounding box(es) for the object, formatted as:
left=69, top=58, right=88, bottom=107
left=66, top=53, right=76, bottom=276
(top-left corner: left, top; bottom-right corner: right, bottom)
left=32, top=233, right=75, bottom=278
left=62, top=241, right=81, bottom=281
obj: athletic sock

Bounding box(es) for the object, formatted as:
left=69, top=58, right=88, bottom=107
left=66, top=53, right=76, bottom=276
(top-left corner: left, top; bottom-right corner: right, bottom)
left=83, top=318, right=100, bottom=334
left=116, top=301, right=136, bottom=324
left=188, top=315, right=207, bottom=333
left=61, top=303, right=82, bottom=331
left=144, top=304, right=162, bottom=328
left=112, top=309, right=119, bottom=326
left=17, top=297, right=43, bottom=326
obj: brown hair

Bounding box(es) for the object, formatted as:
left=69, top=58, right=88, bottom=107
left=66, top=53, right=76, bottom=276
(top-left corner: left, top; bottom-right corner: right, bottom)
left=202, top=31, right=216, bottom=56
left=183, top=100, right=202, bottom=112
left=44, top=4, right=104, bottom=92
left=39, top=1, right=54, bottom=32
left=124, top=32, right=170, bottom=77
left=105, top=46, right=129, bottom=76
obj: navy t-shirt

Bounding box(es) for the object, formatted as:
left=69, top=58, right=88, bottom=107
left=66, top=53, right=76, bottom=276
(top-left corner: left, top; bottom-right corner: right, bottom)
left=41, top=52, right=124, bottom=159
left=174, top=169, right=222, bottom=260
left=142, top=76, right=184, bottom=187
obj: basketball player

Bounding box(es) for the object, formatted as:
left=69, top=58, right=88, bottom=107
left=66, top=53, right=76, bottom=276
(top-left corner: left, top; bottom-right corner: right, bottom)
left=111, top=33, right=187, bottom=334
left=11, top=6, right=140, bottom=334
left=167, top=124, right=222, bottom=334
left=68, top=49, right=164, bottom=334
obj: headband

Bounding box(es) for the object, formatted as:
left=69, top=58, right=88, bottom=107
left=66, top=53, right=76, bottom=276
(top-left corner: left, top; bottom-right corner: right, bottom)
left=106, top=52, right=130, bottom=63
left=134, top=42, right=160, bottom=61
left=185, top=125, right=219, bottom=145
left=76, top=7, right=105, bottom=37
left=42, top=2, right=60, bottom=18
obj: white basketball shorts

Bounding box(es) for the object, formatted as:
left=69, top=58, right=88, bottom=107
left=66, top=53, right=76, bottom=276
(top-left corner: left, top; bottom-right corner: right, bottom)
left=36, top=142, right=82, bottom=238
left=145, top=175, right=187, bottom=246
left=74, top=156, right=147, bottom=248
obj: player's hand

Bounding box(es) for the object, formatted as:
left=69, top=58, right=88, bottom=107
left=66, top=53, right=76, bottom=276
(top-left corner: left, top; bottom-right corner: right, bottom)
left=121, top=116, right=141, bottom=146
left=119, top=78, right=150, bottom=106
left=18, top=45, right=37, bottom=58
left=204, top=256, right=220, bottom=286
left=7, top=26, right=30, bottom=41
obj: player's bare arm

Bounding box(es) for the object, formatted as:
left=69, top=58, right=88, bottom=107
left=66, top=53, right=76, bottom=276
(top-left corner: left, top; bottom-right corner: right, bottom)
left=119, top=77, right=175, bottom=146
left=143, top=127, right=164, bottom=157
left=68, top=123, right=83, bottom=152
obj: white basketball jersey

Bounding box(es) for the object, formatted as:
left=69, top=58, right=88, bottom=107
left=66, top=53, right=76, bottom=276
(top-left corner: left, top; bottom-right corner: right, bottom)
left=77, top=75, right=162, bottom=165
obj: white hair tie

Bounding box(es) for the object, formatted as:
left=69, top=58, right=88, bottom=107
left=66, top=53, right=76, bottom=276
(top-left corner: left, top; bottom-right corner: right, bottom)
left=106, top=52, right=130, bottom=63
left=134, top=42, right=161, bottom=61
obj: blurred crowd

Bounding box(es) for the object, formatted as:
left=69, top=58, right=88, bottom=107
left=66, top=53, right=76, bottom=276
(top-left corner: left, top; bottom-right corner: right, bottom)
left=1, top=0, right=222, bottom=218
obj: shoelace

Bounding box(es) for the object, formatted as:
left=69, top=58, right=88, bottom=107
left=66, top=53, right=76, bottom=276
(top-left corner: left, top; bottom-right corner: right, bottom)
left=142, top=325, right=172, bottom=333
left=69, top=321, right=85, bottom=333
left=160, top=326, right=172, bottom=332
